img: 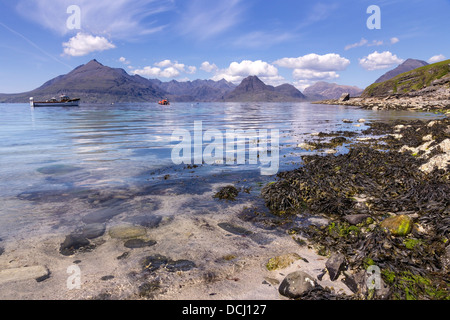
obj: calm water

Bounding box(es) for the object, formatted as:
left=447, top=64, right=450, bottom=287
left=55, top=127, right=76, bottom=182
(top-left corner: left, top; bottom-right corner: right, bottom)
left=0, top=102, right=440, bottom=239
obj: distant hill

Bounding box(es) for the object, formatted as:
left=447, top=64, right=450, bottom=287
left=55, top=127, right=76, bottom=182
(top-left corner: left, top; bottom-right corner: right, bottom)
left=0, top=60, right=167, bottom=103
left=303, top=81, right=363, bottom=100
left=362, top=59, right=450, bottom=97
left=149, top=78, right=236, bottom=102
left=374, top=59, right=429, bottom=84
left=222, top=76, right=307, bottom=102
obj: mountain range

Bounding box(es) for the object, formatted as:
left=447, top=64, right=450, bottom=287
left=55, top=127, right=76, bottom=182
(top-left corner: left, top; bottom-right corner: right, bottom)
left=0, top=59, right=367, bottom=103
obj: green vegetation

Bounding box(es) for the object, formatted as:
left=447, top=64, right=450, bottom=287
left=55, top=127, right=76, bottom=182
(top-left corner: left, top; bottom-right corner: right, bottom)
left=382, top=270, right=449, bottom=300
left=363, top=59, right=450, bottom=97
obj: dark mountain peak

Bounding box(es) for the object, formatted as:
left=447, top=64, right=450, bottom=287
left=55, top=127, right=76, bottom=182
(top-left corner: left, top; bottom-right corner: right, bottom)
left=375, top=58, right=429, bottom=83
left=237, top=76, right=268, bottom=92
left=223, top=76, right=306, bottom=102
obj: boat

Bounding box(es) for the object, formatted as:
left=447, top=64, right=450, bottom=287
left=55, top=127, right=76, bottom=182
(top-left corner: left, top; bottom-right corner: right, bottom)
left=158, top=99, right=170, bottom=105
left=30, top=95, right=80, bottom=107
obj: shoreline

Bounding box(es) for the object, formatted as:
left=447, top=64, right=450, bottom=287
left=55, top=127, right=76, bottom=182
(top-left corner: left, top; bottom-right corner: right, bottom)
left=313, top=96, right=450, bottom=113
left=0, top=111, right=448, bottom=300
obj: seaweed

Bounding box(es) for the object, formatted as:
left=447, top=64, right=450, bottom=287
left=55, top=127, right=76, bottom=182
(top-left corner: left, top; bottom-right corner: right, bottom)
left=261, top=118, right=450, bottom=300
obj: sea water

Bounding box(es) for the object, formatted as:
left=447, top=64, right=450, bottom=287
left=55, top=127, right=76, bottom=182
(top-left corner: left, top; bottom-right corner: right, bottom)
left=0, top=102, right=438, bottom=239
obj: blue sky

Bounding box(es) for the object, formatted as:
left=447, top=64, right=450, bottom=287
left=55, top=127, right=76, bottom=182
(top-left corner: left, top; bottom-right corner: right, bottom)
left=0, top=0, right=449, bottom=93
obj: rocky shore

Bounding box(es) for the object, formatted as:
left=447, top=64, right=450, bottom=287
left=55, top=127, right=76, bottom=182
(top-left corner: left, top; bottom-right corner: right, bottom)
left=262, top=116, right=449, bottom=299
left=314, top=74, right=450, bottom=112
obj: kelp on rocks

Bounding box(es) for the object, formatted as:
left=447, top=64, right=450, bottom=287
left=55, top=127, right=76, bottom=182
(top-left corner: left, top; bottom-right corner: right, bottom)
left=262, top=118, right=450, bottom=300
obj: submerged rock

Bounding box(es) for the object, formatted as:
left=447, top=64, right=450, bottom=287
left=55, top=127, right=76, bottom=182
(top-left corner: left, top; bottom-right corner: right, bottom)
left=380, top=215, right=413, bottom=237
left=59, top=234, right=92, bottom=256
left=108, top=225, right=147, bottom=240
left=278, top=271, right=317, bottom=299
left=124, top=239, right=157, bottom=249
left=218, top=222, right=253, bottom=236
left=141, top=254, right=196, bottom=273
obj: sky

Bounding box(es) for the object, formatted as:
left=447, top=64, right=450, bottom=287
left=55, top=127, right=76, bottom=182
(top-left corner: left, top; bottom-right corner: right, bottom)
left=0, top=0, right=449, bottom=93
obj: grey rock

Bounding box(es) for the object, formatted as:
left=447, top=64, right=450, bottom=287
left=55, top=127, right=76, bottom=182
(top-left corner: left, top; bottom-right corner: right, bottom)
left=326, top=253, right=346, bottom=281
left=59, top=234, right=92, bottom=256
left=278, top=271, right=317, bottom=299
left=124, top=239, right=157, bottom=249
left=343, top=214, right=370, bottom=225
left=80, top=223, right=106, bottom=239
left=339, top=93, right=350, bottom=102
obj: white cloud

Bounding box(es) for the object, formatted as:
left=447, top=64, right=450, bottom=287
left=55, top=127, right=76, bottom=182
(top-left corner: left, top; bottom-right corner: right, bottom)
left=62, top=32, right=115, bottom=56
left=345, top=38, right=369, bottom=50
left=200, top=61, right=219, bottom=73
left=293, top=80, right=315, bottom=92
left=274, top=53, right=349, bottom=86
left=119, top=57, right=130, bottom=65
left=367, top=40, right=384, bottom=47
left=274, top=53, right=350, bottom=72
left=293, top=69, right=339, bottom=80
left=211, top=60, right=284, bottom=85
left=132, top=59, right=197, bottom=79
left=345, top=38, right=385, bottom=50
left=390, top=37, right=400, bottom=44
left=428, top=54, right=447, bottom=63
left=16, top=0, right=173, bottom=39
left=133, top=66, right=165, bottom=78
left=359, top=51, right=404, bottom=71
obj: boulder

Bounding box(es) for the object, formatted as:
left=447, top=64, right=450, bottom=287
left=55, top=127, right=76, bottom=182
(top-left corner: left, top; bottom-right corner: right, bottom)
left=339, top=93, right=350, bottom=102
left=278, top=271, right=317, bottom=299
left=325, top=253, right=346, bottom=281
left=380, top=215, right=413, bottom=236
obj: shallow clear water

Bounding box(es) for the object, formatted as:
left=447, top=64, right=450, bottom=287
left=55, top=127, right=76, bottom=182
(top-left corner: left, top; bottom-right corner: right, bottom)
left=0, top=102, right=440, bottom=239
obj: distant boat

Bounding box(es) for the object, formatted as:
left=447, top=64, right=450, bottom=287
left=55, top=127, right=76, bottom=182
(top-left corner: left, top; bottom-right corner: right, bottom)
left=30, top=95, right=80, bottom=107
left=158, top=99, right=170, bottom=105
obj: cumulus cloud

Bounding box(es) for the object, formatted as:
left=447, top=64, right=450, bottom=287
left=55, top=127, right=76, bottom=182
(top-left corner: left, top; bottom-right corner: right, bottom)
left=390, top=37, right=400, bottom=44
left=200, top=61, right=218, bottom=73
left=62, top=32, right=115, bottom=56
left=274, top=53, right=350, bottom=72
left=428, top=54, right=447, bottom=63
left=132, top=59, right=197, bottom=79
left=274, top=53, right=349, bottom=90
left=210, top=60, right=284, bottom=85
left=292, top=69, right=339, bottom=80
left=359, top=51, right=404, bottom=71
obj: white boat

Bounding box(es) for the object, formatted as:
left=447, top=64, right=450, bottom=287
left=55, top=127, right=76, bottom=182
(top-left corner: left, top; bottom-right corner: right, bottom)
left=30, top=95, right=80, bottom=107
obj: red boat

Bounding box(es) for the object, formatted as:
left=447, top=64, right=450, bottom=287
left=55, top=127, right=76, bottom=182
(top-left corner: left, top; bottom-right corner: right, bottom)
left=158, top=99, right=170, bottom=105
